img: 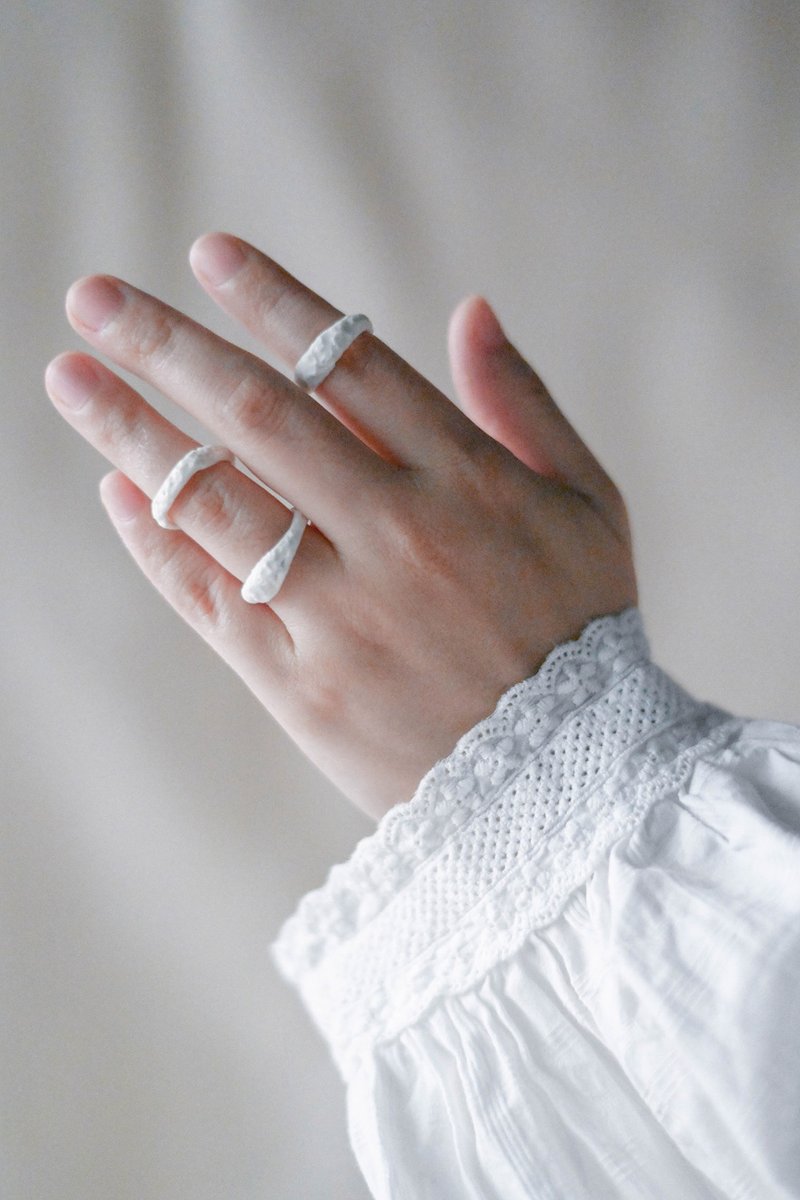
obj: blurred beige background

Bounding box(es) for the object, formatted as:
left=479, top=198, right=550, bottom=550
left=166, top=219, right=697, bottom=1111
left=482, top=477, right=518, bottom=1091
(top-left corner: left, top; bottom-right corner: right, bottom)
left=2, top=2, right=798, bottom=1197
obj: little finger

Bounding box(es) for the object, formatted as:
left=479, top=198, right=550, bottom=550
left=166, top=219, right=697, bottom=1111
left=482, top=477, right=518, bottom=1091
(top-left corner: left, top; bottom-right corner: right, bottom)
left=98, top=470, right=295, bottom=698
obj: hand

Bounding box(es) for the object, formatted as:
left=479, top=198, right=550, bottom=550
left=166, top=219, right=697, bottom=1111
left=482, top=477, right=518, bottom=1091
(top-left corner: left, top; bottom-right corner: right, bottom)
left=45, top=234, right=637, bottom=820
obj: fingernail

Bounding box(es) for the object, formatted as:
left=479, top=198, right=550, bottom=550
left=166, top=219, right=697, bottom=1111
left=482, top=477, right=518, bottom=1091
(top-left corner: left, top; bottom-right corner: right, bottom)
left=190, top=235, right=246, bottom=286
left=475, top=297, right=507, bottom=351
left=45, top=355, right=101, bottom=411
left=67, top=276, right=125, bottom=332
left=99, top=472, right=145, bottom=523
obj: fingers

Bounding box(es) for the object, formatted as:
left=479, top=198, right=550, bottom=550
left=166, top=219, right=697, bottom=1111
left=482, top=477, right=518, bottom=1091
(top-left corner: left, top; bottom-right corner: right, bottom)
left=44, top=351, right=340, bottom=616
left=188, top=232, right=483, bottom=468
left=447, top=295, right=623, bottom=512
left=97, top=470, right=294, bottom=700
left=63, top=274, right=392, bottom=534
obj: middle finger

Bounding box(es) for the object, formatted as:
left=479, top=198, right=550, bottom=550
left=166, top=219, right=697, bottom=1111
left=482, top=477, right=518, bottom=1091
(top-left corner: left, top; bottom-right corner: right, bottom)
left=64, top=275, right=394, bottom=534
left=189, top=233, right=481, bottom=469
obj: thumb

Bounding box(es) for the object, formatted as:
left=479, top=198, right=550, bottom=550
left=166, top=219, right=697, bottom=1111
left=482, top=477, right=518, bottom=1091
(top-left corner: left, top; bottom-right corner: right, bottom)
left=447, top=295, right=617, bottom=504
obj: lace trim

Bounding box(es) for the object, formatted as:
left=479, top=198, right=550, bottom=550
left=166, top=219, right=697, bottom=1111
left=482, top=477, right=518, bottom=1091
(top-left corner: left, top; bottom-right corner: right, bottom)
left=271, top=607, right=649, bottom=977
left=269, top=607, right=739, bottom=1078
left=317, top=708, right=738, bottom=1078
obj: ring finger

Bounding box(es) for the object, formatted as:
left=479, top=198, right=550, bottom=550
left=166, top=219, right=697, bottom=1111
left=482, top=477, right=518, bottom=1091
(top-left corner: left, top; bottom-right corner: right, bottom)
left=63, top=274, right=394, bottom=536
left=44, top=350, right=341, bottom=617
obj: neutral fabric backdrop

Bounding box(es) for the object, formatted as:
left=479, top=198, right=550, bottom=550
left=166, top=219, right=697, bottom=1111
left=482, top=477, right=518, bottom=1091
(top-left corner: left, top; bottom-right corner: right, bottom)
left=3, top=3, right=798, bottom=1198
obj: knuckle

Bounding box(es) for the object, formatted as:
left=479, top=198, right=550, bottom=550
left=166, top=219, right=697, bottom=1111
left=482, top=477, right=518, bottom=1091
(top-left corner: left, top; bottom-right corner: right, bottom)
left=177, top=569, right=228, bottom=632
left=157, top=541, right=227, bottom=632
left=96, top=392, right=138, bottom=450
left=255, top=275, right=294, bottom=328
left=302, top=673, right=343, bottom=734
left=184, top=473, right=235, bottom=540
left=436, top=434, right=512, bottom=504
left=218, top=368, right=287, bottom=441
left=429, top=425, right=491, bottom=478
left=134, top=310, right=178, bottom=372
left=289, top=645, right=348, bottom=738
left=383, top=498, right=450, bottom=577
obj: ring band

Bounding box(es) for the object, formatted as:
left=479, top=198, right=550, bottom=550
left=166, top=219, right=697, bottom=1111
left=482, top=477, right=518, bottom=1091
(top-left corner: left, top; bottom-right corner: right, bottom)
left=151, top=444, right=235, bottom=530
left=241, top=507, right=308, bottom=604
left=293, top=313, right=373, bottom=391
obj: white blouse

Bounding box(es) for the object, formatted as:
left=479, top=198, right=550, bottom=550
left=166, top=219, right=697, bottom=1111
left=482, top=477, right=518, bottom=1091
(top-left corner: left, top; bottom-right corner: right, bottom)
left=270, top=609, right=800, bottom=1200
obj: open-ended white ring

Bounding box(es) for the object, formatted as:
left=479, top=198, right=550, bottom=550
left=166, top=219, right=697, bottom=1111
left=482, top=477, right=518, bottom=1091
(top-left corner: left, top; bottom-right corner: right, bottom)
left=293, top=313, right=373, bottom=391
left=241, top=507, right=309, bottom=604
left=151, top=444, right=235, bottom=530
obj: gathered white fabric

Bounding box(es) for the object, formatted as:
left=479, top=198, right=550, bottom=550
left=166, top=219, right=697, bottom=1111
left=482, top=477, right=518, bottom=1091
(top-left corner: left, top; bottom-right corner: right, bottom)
left=270, top=608, right=800, bottom=1199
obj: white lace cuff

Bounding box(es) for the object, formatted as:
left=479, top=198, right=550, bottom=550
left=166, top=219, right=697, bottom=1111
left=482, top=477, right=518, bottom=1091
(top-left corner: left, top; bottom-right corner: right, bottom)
left=269, top=607, right=737, bottom=1078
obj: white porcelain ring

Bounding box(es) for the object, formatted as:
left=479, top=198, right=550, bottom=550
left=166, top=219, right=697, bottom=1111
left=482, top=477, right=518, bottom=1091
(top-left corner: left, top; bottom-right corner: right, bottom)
left=241, top=507, right=309, bottom=604
left=151, top=444, right=236, bottom=530
left=293, top=313, right=373, bottom=391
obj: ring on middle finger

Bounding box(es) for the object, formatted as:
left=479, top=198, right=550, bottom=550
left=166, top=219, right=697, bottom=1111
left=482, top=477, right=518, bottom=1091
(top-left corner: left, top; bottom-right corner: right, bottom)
left=293, top=313, right=373, bottom=391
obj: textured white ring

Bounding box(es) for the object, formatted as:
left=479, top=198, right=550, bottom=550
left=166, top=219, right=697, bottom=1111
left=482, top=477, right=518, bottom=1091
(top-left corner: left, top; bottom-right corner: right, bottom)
left=151, top=444, right=236, bottom=530
left=241, top=507, right=308, bottom=604
left=293, top=313, right=373, bottom=391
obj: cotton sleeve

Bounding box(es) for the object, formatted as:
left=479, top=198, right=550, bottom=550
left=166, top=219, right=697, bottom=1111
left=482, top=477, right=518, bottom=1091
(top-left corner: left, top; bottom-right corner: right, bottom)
left=270, top=608, right=800, bottom=1200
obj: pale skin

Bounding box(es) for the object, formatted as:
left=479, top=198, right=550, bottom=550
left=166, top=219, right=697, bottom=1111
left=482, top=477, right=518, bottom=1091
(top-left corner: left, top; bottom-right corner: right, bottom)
left=45, top=233, right=638, bottom=821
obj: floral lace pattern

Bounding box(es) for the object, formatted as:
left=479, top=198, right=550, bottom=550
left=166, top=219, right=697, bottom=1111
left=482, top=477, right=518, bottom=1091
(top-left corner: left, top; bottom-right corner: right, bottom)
left=269, top=608, right=739, bottom=1078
